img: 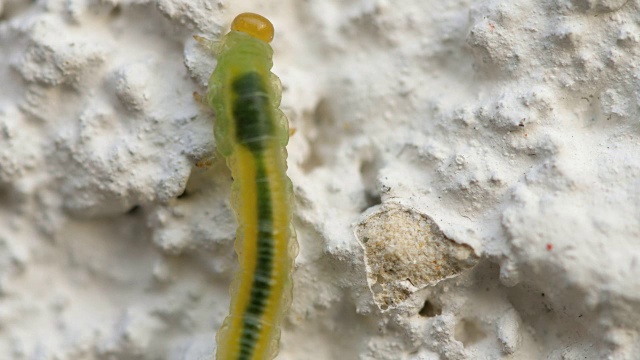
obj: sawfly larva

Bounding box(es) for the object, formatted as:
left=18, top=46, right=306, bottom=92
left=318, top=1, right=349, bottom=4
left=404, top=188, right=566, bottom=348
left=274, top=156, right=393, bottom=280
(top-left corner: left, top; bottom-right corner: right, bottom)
left=199, top=12, right=297, bottom=360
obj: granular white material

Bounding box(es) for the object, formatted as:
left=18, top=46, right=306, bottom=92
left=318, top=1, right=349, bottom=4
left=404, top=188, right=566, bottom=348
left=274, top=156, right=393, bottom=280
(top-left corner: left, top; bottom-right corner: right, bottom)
left=1, top=0, right=639, bottom=359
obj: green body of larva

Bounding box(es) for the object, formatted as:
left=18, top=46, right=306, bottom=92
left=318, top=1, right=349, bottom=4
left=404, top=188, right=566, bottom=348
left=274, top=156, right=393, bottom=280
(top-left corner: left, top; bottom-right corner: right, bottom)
left=207, top=30, right=297, bottom=360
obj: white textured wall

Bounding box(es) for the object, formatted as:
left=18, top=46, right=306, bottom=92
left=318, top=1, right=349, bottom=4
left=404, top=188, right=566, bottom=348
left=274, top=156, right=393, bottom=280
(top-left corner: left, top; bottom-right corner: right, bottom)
left=1, top=0, right=639, bottom=359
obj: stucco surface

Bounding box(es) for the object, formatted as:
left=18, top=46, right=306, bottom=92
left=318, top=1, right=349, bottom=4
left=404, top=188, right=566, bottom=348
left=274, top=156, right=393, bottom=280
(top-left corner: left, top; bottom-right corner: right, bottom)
left=1, top=0, right=639, bottom=359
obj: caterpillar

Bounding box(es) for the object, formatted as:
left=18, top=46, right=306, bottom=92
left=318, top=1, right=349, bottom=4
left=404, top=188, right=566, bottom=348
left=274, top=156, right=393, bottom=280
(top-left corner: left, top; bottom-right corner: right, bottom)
left=202, top=13, right=298, bottom=360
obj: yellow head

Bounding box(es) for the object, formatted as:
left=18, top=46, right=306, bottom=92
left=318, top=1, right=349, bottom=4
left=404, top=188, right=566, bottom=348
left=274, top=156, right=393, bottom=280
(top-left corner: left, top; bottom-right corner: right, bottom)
left=231, top=13, right=274, bottom=43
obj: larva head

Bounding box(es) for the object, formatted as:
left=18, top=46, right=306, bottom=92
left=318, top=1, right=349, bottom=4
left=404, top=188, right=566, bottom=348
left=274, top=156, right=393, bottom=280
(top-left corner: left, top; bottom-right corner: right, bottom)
left=231, top=12, right=274, bottom=43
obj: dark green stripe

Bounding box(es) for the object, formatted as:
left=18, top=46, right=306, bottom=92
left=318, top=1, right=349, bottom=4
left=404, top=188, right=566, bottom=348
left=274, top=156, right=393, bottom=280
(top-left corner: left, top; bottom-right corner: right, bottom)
left=238, top=157, right=274, bottom=360
left=232, top=71, right=275, bottom=152
left=231, top=70, right=278, bottom=360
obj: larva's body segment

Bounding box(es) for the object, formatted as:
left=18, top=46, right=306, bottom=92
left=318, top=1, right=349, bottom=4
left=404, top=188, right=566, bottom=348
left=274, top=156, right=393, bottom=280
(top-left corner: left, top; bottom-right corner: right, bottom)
left=206, top=13, right=297, bottom=360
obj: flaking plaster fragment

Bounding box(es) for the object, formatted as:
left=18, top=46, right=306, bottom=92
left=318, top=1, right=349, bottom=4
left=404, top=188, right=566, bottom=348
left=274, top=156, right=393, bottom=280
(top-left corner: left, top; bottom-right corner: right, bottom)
left=355, top=202, right=478, bottom=310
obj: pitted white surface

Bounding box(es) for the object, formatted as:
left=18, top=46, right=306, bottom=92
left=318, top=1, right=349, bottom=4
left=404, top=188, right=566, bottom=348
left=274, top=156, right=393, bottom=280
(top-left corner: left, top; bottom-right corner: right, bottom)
left=1, top=0, right=639, bottom=359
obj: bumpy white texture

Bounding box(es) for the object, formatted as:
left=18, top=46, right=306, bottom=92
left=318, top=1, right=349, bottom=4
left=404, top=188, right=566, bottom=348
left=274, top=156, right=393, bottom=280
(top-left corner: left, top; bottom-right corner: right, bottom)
left=1, top=0, right=639, bottom=359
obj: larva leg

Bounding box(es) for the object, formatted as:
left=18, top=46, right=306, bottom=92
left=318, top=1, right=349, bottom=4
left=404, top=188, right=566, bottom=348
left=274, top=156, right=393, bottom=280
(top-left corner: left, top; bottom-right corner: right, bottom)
left=193, top=91, right=205, bottom=104
left=193, top=35, right=220, bottom=54
left=193, top=89, right=217, bottom=169
left=195, top=154, right=216, bottom=168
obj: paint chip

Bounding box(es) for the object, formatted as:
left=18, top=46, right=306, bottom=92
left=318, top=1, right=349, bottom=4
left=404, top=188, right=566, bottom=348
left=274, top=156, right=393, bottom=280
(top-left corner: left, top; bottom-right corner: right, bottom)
left=355, top=202, right=479, bottom=310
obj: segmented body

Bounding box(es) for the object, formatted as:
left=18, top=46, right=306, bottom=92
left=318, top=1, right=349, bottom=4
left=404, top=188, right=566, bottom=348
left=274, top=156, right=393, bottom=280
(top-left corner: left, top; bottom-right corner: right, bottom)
left=206, top=13, right=297, bottom=360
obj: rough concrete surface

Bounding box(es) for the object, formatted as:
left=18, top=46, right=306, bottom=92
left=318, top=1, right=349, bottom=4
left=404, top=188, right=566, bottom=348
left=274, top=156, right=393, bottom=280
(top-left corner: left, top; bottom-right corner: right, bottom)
left=1, top=0, right=639, bottom=359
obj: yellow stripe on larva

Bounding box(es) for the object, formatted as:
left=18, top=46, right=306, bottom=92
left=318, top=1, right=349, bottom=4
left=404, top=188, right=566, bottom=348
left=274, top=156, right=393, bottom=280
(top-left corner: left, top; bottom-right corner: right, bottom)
left=202, top=12, right=297, bottom=360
